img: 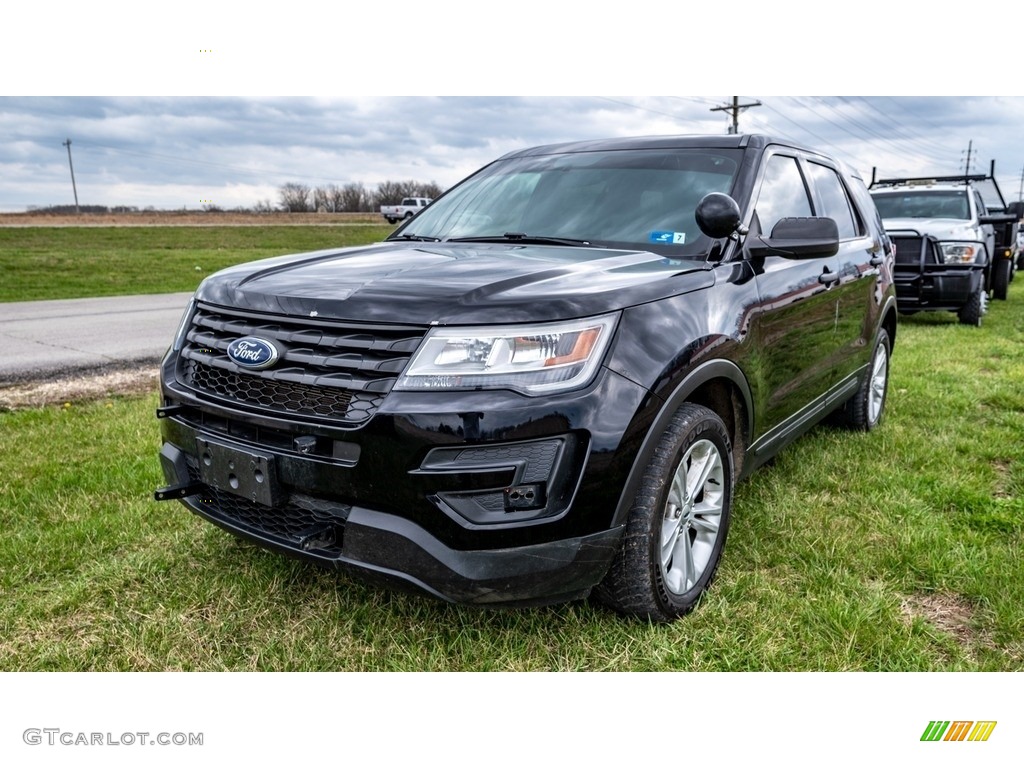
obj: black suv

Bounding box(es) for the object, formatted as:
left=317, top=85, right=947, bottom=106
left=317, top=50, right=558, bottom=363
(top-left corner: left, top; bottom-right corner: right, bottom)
left=156, top=135, right=898, bottom=622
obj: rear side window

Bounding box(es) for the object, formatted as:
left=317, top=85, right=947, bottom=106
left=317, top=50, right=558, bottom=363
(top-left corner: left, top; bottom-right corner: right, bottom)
left=806, top=162, right=859, bottom=239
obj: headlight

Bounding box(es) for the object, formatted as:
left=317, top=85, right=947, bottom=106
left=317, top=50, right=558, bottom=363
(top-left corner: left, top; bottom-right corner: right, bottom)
left=396, top=314, right=619, bottom=395
left=171, top=297, right=196, bottom=351
left=940, top=243, right=982, bottom=264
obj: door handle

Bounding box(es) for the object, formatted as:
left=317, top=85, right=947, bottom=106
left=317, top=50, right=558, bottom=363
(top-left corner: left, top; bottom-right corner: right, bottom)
left=819, top=269, right=840, bottom=285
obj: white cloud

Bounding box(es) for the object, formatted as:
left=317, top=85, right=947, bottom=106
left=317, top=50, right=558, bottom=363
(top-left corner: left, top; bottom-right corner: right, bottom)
left=3, top=96, right=1024, bottom=212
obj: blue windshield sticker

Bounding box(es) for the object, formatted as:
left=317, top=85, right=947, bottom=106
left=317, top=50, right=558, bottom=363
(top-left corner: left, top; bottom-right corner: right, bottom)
left=650, top=231, right=686, bottom=245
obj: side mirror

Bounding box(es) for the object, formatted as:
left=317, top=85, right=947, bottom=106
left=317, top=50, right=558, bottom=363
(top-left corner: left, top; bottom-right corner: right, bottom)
left=695, top=193, right=742, bottom=239
left=979, top=213, right=1016, bottom=225
left=748, top=216, right=840, bottom=258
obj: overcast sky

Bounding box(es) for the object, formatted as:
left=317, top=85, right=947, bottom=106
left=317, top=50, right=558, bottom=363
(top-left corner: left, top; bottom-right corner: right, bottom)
left=4, top=96, right=1024, bottom=212
left=5, top=4, right=1024, bottom=212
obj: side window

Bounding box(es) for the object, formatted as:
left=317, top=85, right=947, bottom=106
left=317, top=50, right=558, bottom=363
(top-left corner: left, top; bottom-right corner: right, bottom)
left=755, top=154, right=812, bottom=236
left=848, top=174, right=886, bottom=240
left=806, top=162, right=859, bottom=239
left=974, top=191, right=986, bottom=219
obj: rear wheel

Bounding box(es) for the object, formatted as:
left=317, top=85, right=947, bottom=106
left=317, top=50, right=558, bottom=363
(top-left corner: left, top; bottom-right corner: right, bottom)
left=595, top=403, right=733, bottom=622
left=992, top=257, right=1011, bottom=300
left=842, top=328, right=890, bottom=431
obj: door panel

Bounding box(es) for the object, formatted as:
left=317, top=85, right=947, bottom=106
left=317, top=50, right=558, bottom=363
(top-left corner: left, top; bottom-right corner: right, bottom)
left=746, top=153, right=839, bottom=436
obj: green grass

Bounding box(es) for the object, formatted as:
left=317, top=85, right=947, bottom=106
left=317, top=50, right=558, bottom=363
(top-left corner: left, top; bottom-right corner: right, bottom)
left=0, top=225, right=394, bottom=302
left=1, top=227, right=1022, bottom=670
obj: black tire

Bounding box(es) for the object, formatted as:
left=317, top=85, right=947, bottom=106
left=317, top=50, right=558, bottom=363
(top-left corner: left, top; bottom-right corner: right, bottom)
left=957, top=285, right=986, bottom=326
left=992, top=257, right=1011, bottom=300
left=385, top=217, right=396, bottom=224
left=403, top=211, right=414, bottom=220
left=594, top=403, right=733, bottom=622
left=842, top=328, right=890, bottom=431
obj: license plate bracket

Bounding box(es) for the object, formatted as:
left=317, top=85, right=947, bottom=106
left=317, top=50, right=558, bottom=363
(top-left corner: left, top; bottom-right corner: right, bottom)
left=195, top=436, right=280, bottom=507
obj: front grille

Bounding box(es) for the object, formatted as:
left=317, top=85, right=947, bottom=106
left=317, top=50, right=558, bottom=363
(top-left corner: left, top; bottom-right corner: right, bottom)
left=178, top=303, right=425, bottom=425
left=891, top=236, right=932, bottom=266
left=184, top=359, right=361, bottom=418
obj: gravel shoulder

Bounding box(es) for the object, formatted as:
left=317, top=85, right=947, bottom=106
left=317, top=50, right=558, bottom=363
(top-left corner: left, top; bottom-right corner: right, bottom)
left=0, top=210, right=383, bottom=410
left=0, top=365, right=159, bottom=411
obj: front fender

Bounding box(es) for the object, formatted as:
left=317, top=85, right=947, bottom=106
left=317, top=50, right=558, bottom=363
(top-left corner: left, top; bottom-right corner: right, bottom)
left=610, top=358, right=752, bottom=528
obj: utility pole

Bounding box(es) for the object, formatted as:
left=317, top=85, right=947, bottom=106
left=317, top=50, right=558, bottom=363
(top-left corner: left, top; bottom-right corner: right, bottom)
left=961, top=140, right=974, bottom=176
left=710, top=96, right=762, bottom=135
left=1017, top=163, right=1023, bottom=203
left=63, top=138, right=80, bottom=214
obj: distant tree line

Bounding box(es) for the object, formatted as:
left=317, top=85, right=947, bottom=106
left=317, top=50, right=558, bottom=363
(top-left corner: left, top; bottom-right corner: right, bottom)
left=26, top=179, right=445, bottom=215
left=27, top=204, right=148, bottom=214
left=276, top=180, right=444, bottom=213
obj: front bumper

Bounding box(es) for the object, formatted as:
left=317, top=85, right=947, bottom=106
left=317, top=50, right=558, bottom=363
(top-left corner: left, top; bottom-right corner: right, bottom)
left=159, top=437, right=622, bottom=606
left=893, top=266, right=984, bottom=311
left=890, top=233, right=986, bottom=311
left=156, top=355, right=650, bottom=605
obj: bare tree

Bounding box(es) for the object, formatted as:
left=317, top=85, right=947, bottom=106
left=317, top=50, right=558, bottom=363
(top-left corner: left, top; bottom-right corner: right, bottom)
left=338, top=182, right=368, bottom=212
left=278, top=182, right=312, bottom=212
left=313, top=185, right=341, bottom=212
left=375, top=180, right=444, bottom=208
left=415, top=181, right=444, bottom=199
left=373, top=180, right=408, bottom=208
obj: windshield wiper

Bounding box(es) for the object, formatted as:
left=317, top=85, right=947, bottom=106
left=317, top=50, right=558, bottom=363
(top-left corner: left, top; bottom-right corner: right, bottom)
left=388, top=233, right=442, bottom=242
left=445, top=232, right=598, bottom=247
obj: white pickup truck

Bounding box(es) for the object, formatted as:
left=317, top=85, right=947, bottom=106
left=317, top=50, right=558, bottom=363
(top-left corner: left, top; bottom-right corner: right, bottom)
left=869, top=163, right=1022, bottom=324
left=380, top=197, right=432, bottom=224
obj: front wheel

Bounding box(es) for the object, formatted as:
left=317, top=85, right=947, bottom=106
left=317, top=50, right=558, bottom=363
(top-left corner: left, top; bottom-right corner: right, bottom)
left=595, top=403, right=733, bottom=622
left=957, top=284, right=987, bottom=326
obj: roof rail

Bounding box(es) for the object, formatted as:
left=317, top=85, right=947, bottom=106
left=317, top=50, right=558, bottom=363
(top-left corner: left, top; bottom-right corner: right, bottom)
left=869, top=161, right=1006, bottom=207
left=870, top=161, right=998, bottom=187
left=870, top=172, right=987, bottom=188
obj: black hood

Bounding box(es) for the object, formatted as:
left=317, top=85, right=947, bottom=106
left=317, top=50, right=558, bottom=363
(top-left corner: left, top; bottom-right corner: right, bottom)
left=196, top=241, right=714, bottom=324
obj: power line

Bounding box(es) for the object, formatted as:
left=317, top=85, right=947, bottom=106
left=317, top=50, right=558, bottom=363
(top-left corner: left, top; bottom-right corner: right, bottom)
left=593, top=96, right=709, bottom=122
left=74, top=140, right=347, bottom=186
left=838, top=97, right=958, bottom=158
left=778, top=96, right=956, bottom=170
left=794, top=97, right=944, bottom=163
left=807, top=97, right=924, bottom=151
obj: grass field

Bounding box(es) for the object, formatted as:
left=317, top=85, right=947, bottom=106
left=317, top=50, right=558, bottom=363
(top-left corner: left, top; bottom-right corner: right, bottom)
left=0, top=224, right=394, bottom=302
left=1, top=226, right=1022, bottom=671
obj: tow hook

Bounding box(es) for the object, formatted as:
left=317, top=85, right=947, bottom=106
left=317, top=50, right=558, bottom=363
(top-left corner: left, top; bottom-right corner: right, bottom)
left=296, top=524, right=340, bottom=551
left=154, top=482, right=204, bottom=501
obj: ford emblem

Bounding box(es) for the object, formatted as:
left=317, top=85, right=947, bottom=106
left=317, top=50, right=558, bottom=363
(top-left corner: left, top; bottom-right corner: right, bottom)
left=227, top=337, right=280, bottom=370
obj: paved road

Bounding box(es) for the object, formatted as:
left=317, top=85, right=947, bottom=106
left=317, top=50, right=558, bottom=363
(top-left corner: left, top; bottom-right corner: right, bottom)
left=0, top=293, right=194, bottom=383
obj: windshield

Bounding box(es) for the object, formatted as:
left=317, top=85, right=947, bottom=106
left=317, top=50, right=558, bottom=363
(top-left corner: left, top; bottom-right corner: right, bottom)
left=871, top=189, right=970, bottom=220
left=391, top=147, right=742, bottom=258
